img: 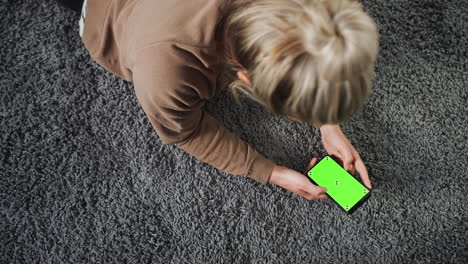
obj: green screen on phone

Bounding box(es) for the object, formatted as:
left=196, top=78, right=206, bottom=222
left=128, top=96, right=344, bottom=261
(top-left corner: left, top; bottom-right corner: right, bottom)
left=307, top=155, right=370, bottom=213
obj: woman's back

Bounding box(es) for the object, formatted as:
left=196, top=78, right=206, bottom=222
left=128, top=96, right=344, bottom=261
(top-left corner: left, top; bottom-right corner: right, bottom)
left=81, top=0, right=230, bottom=82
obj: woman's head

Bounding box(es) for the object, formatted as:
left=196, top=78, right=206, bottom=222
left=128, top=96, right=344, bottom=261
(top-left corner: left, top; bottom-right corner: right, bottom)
left=219, top=0, right=379, bottom=127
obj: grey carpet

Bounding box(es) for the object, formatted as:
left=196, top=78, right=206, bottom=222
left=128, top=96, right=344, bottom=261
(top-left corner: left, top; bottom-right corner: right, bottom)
left=1, top=0, right=467, bottom=263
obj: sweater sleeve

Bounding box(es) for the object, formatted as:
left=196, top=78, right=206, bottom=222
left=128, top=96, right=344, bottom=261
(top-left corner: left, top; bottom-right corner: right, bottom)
left=131, top=43, right=276, bottom=184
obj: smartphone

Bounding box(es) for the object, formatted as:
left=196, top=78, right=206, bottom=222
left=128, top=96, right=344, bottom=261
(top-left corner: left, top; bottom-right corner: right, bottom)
left=306, top=155, right=371, bottom=214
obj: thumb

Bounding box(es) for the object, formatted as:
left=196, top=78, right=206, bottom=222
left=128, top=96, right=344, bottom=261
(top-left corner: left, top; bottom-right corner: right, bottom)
left=319, top=186, right=328, bottom=194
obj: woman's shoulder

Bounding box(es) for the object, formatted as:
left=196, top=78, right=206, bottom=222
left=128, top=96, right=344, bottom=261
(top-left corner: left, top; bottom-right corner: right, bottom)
left=129, top=0, right=229, bottom=49
left=132, top=42, right=223, bottom=100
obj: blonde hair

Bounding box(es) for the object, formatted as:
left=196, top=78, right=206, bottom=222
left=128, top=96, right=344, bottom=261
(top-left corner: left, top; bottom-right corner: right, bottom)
left=218, top=0, right=379, bottom=126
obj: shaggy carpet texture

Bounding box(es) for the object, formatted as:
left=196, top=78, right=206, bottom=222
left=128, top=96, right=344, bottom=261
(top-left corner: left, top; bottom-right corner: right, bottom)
left=1, top=0, right=466, bottom=263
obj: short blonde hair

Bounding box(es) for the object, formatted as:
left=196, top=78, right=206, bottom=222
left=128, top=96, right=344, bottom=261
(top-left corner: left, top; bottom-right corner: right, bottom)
left=218, top=0, right=379, bottom=126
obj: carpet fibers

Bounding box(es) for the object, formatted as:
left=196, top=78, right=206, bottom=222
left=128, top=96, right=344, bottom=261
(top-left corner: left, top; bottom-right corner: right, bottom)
left=1, top=0, right=467, bottom=263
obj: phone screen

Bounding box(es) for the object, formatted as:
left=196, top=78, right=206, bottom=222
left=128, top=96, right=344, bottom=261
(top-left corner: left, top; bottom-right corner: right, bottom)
left=307, top=155, right=370, bottom=214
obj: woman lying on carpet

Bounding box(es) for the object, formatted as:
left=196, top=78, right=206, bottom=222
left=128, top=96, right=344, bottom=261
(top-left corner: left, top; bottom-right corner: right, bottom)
left=58, top=0, right=378, bottom=200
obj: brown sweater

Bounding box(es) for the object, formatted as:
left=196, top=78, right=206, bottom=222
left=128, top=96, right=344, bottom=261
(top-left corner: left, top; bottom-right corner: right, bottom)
left=80, top=0, right=276, bottom=184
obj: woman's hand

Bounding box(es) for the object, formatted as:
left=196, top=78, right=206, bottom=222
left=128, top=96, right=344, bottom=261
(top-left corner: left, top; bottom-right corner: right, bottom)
left=320, top=124, right=373, bottom=189
left=268, top=159, right=328, bottom=200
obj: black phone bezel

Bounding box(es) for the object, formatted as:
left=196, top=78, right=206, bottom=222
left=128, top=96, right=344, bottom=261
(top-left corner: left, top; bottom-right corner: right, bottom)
left=306, top=155, right=371, bottom=215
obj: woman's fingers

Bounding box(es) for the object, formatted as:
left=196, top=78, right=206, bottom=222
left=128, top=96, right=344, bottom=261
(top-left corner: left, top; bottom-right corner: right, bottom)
left=330, top=154, right=343, bottom=167
left=299, top=192, right=327, bottom=200
left=317, top=193, right=328, bottom=199
left=297, top=189, right=309, bottom=198
left=305, top=184, right=328, bottom=199
left=318, top=186, right=328, bottom=194
left=350, top=148, right=371, bottom=188
left=297, top=185, right=328, bottom=200
left=355, top=158, right=372, bottom=189
left=338, top=148, right=355, bottom=173
left=332, top=153, right=355, bottom=174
